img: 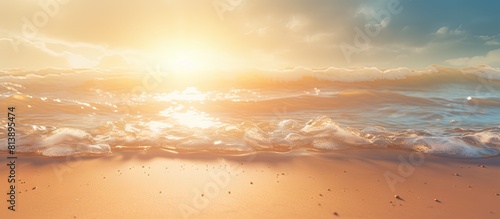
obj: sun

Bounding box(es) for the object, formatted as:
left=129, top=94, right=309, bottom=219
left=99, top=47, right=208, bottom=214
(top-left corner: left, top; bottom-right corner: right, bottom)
left=149, top=40, right=243, bottom=76
left=170, top=52, right=201, bottom=72
left=154, top=43, right=216, bottom=74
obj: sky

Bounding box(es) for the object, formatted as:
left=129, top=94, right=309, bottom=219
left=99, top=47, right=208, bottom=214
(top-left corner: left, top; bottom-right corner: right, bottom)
left=1, top=0, right=500, bottom=70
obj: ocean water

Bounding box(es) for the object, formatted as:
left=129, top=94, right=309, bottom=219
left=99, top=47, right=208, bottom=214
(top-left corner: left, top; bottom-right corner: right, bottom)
left=1, top=65, right=499, bottom=158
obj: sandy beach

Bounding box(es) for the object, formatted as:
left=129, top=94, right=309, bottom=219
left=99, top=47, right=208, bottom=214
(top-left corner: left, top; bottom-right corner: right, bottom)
left=2, top=0, right=500, bottom=218
left=1, top=149, right=499, bottom=219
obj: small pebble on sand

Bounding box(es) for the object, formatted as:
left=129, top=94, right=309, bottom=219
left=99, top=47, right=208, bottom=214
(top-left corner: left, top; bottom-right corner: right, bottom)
left=434, top=198, right=441, bottom=203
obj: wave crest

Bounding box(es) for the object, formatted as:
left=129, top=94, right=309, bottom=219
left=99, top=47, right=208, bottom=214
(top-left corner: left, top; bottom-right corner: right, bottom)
left=1, top=116, right=498, bottom=158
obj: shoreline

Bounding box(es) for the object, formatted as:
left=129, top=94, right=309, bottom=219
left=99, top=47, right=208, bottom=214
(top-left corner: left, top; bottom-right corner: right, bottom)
left=1, top=149, right=499, bottom=218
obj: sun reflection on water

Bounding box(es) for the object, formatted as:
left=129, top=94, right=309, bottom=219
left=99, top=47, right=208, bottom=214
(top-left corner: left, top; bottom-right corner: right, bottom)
left=153, top=86, right=221, bottom=128
left=159, top=106, right=220, bottom=129
left=154, top=86, right=267, bottom=103
left=155, top=86, right=208, bottom=102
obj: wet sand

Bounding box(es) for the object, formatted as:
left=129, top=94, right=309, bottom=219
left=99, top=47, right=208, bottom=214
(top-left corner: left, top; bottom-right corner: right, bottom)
left=2, top=149, right=499, bottom=218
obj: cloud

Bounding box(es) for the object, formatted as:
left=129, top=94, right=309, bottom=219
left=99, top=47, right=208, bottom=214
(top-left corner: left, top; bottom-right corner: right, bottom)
left=0, top=33, right=139, bottom=69
left=303, top=33, right=335, bottom=43
left=285, top=15, right=308, bottom=31
left=97, top=54, right=134, bottom=69
left=1, top=0, right=500, bottom=69
left=435, top=27, right=448, bottom=35
left=0, top=37, right=67, bottom=69
left=479, top=35, right=494, bottom=41
left=485, top=40, right=500, bottom=46
left=435, top=26, right=465, bottom=36
left=446, top=49, right=500, bottom=67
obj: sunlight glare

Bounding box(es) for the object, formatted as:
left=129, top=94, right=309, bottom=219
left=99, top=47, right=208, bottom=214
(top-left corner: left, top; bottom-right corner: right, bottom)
left=159, top=107, right=220, bottom=129
left=155, top=87, right=207, bottom=102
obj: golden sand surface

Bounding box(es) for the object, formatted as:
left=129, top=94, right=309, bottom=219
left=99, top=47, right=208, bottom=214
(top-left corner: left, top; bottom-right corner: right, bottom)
left=1, top=150, right=499, bottom=219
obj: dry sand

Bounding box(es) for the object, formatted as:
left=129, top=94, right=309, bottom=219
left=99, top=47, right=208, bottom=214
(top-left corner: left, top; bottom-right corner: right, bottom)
left=1, top=149, right=499, bottom=218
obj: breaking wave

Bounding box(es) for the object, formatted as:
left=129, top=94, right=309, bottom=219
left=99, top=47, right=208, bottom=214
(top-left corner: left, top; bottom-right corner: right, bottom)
left=1, top=65, right=499, bottom=158
left=1, top=116, right=499, bottom=158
